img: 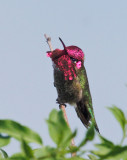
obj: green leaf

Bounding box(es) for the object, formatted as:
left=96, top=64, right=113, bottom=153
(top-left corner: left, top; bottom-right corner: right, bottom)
left=34, top=146, right=57, bottom=160
left=92, top=134, right=127, bottom=160
left=92, top=144, right=112, bottom=158
left=0, top=134, right=11, bottom=147
left=85, top=125, right=95, bottom=141
left=66, top=145, right=80, bottom=155
left=10, top=152, right=27, bottom=160
left=104, top=145, right=127, bottom=160
left=21, top=139, right=34, bottom=158
left=0, top=149, right=8, bottom=158
left=91, top=136, right=114, bottom=158
left=88, top=154, right=98, bottom=160
left=64, top=129, right=77, bottom=146
left=99, top=136, right=114, bottom=148
left=93, top=145, right=127, bottom=160
left=65, top=157, right=87, bottom=160
left=79, top=124, right=95, bottom=148
left=47, top=109, right=73, bottom=148
left=107, top=106, right=126, bottom=134
left=0, top=119, right=42, bottom=145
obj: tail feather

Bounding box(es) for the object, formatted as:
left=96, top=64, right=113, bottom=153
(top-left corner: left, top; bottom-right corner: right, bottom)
left=76, top=101, right=91, bottom=127
left=76, top=101, right=100, bottom=133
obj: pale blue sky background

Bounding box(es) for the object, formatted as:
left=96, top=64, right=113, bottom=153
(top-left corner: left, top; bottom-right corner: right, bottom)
left=0, top=0, right=127, bottom=156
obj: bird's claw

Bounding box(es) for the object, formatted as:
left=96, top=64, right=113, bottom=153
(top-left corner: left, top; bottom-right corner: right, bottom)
left=59, top=103, right=67, bottom=109
left=56, top=98, right=67, bottom=108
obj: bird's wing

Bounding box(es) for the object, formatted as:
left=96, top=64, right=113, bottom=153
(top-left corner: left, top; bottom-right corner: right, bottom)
left=75, top=100, right=91, bottom=128
left=75, top=66, right=100, bottom=133
left=75, top=100, right=100, bottom=133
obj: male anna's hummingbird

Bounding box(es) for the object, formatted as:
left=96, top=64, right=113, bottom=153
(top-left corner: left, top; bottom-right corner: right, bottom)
left=47, top=38, right=99, bottom=133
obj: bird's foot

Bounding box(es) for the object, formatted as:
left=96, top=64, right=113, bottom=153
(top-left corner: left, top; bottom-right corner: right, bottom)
left=56, top=98, right=67, bottom=108
left=59, top=103, right=67, bottom=109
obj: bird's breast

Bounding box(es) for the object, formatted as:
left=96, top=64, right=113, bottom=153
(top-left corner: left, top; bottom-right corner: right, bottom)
left=54, top=67, right=82, bottom=104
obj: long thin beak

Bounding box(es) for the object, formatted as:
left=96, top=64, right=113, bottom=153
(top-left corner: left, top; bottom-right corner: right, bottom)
left=59, top=37, right=66, bottom=50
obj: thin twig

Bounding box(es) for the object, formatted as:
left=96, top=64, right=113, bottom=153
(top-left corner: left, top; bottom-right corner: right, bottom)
left=44, top=34, right=53, bottom=51
left=44, top=34, right=76, bottom=157
left=60, top=105, right=76, bottom=157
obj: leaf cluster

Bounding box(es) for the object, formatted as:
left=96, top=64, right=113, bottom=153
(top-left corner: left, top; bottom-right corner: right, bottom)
left=0, top=106, right=127, bottom=160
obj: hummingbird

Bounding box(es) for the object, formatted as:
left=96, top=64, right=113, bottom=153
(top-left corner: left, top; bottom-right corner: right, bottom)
left=47, top=38, right=99, bottom=133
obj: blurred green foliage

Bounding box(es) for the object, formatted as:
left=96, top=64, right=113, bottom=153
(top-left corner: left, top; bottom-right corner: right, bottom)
left=0, top=106, right=127, bottom=160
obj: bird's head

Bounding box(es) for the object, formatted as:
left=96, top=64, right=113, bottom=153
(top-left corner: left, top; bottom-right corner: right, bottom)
left=47, top=38, right=85, bottom=80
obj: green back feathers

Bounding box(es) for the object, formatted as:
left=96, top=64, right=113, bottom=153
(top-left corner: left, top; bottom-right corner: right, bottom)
left=78, top=67, right=86, bottom=89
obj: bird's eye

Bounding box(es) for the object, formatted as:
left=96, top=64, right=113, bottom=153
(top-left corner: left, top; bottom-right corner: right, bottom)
left=70, top=57, right=77, bottom=63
